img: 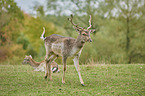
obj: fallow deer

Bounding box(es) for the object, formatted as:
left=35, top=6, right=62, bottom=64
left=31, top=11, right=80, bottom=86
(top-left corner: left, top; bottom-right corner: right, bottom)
left=22, top=55, right=60, bottom=73
left=41, top=14, right=95, bottom=86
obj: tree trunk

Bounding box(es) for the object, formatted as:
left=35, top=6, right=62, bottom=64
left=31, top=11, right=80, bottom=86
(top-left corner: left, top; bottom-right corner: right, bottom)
left=126, top=5, right=131, bottom=64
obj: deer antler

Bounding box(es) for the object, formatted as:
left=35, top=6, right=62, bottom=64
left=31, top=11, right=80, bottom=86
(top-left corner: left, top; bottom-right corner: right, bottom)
left=68, top=14, right=84, bottom=29
left=87, top=15, right=92, bottom=30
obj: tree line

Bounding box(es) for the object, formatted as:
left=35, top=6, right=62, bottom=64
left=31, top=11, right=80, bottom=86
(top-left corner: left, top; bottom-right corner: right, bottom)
left=0, top=0, right=144, bottom=64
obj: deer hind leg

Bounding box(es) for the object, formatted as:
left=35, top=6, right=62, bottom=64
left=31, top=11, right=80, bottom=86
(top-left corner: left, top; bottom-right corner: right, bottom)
left=62, top=56, right=67, bottom=84
left=73, top=56, right=84, bottom=86
left=45, top=55, right=58, bottom=80
left=44, top=44, right=49, bottom=78
left=45, top=54, right=50, bottom=79
left=44, top=44, right=54, bottom=79
left=45, top=61, right=49, bottom=79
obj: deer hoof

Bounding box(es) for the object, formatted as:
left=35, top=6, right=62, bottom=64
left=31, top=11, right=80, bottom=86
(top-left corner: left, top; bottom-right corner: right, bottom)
left=44, top=76, right=47, bottom=79
left=81, top=84, right=85, bottom=86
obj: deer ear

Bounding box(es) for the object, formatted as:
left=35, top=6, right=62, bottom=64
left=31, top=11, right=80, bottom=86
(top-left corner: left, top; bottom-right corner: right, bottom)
left=29, top=55, right=32, bottom=58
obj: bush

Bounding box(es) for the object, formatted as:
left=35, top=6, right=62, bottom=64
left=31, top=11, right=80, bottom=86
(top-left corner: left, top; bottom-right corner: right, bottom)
left=0, top=46, right=11, bottom=62
left=0, top=44, right=26, bottom=65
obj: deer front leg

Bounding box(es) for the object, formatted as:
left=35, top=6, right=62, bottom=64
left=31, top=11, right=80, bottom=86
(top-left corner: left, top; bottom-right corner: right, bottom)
left=73, top=56, right=84, bottom=86
left=62, top=57, right=67, bottom=84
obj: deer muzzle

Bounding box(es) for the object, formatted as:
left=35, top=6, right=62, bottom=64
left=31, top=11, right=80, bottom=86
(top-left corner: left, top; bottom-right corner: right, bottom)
left=22, top=61, right=27, bottom=64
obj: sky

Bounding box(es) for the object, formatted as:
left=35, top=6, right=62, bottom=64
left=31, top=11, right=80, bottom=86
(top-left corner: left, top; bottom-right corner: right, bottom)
left=14, top=0, right=46, bottom=15
left=14, top=0, right=74, bottom=16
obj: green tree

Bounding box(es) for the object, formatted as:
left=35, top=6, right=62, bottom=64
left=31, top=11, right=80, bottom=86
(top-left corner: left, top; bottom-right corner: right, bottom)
left=23, top=14, right=63, bottom=56
left=33, top=0, right=145, bottom=64
left=0, top=0, right=25, bottom=62
left=98, top=0, right=145, bottom=63
left=32, top=2, right=45, bottom=17
left=17, top=33, right=29, bottom=50
left=0, top=0, right=24, bottom=45
left=46, top=0, right=99, bottom=35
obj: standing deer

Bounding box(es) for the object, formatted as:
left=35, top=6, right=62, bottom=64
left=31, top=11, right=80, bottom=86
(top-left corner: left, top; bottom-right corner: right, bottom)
left=41, top=14, right=95, bottom=86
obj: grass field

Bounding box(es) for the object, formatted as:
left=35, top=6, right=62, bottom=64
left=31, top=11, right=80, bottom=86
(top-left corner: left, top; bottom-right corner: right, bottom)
left=0, top=64, right=145, bottom=96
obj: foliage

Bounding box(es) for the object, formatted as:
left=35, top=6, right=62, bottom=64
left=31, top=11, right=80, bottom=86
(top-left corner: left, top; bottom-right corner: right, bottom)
left=32, top=1, right=45, bottom=17
left=98, top=0, right=145, bottom=63
left=0, top=65, right=144, bottom=95
left=17, top=33, right=29, bottom=50
left=0, top=46, right=11, bottom=62
left=0, top=0, right=144, bottom=64
left=0, top=0, right=24, bottom=62
left=22, top=13, right=64, bottom=58
left=43, top=0, right=145, bottom=64
left=0, top=44, right=26, bottom=64
left=0, top=0, right=24, bottom=45
left=0, top=0, right=64, bottom=63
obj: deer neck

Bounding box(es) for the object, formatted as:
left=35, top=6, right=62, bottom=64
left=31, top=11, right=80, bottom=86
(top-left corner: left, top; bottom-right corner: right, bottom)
left=28, top=58, right=40, bottom=68
left=75, top=35, right=85, bottom=49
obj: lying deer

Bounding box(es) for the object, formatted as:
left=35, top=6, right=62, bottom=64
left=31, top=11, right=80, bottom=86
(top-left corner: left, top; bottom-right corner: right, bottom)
left=22, top=55, right=60, bottom=73
left=41, top=14, right=95, bottom=86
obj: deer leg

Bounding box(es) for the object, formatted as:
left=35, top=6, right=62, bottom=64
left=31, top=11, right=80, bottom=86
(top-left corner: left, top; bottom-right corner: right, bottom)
left=45, top=61, right=49, bottom=79
left=48, top=55, right=56, bottom=80
left=45, top=55, right=49, bottom=79
left=57, top=66, right=60, bottom=73
left=62, top=57, right=67, bottom=84
left=46, top=55, right=58, bottom=80
left=44, top=45, right=51, bottom=79
left=73, top=56, right=84, bottom=86
left=48, top=58, right=52, bottom=80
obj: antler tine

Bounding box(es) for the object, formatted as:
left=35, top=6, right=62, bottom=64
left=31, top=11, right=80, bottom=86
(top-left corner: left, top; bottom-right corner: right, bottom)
left=87, top=15, right=92, bottom=30
left=68, top=14, right=83, bottom=29
left=68, top=14, right=77, bottom=27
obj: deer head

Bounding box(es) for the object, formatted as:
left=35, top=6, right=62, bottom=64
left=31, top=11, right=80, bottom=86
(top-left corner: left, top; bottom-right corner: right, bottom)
left=68, top=14, right=95, bottom=43
left=22, top=55, right=32, bottom=64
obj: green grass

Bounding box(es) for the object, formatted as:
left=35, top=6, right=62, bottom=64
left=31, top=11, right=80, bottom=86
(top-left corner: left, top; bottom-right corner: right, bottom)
left=0, top=64, right=145, bottom=96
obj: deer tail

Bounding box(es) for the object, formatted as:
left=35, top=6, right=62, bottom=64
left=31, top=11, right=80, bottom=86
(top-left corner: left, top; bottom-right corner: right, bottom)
left=40, top=27, right=46, bottom=40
